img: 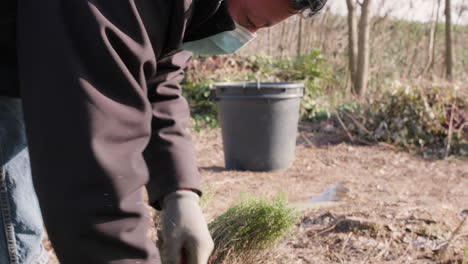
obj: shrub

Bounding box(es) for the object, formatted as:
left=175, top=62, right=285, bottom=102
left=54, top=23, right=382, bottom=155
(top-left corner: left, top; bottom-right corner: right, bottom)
left=338, top=81, right=468, bottom=158
left=183, top=51, right=333, bottom=127
left=182, top=79, right=218, bottom=130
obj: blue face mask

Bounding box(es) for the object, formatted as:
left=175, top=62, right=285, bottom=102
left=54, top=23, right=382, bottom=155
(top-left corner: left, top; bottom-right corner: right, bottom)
left=181, top=22, right=257, bottom=55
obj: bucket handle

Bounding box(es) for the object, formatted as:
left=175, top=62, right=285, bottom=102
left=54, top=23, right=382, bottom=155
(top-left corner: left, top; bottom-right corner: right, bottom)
left=242, top=80, right=262, bottom=93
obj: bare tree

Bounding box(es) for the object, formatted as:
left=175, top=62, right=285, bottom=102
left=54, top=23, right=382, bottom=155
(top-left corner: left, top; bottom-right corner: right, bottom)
left=355, top=0, right=373, bottom=98
left=455, top=1, right=467, bottom=25
left=346, top=0, right=373, bottom=98
left=279, top=21, right=287, bottom=58
left=297, top=17, right=303, bottom=56
left=267, top=27, right=272, bottom=56
left=445, top=0, right=454, bottom=80
left=346, top=0, right=358, bottom=92
left=422, top=0, right=442, bottom=77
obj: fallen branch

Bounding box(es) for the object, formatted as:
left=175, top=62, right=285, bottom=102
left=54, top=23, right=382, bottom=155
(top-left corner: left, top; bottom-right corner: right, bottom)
left=445, top=102, right=455, bottom=159
left=343, top=111, right=372, bottom=135
left=339, top=232, right=353, bottom=255
left=376, top=142, right=399, bottom=151
left=435, top=212, right=467, bottom=258
left=300, top=132, right=315, bottom=148
left=335, top=112, right=355, bottom=142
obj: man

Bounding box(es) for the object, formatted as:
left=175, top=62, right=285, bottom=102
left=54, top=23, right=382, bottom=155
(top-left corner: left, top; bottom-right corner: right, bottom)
left=0, top=0, right=326, bottom=263
left=1, top=2, right=50, bottom=264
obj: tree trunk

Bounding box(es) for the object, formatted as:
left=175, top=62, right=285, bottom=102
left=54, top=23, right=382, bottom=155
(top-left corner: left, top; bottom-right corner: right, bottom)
left=319, top=8, right=330, bottom=52
left=421, top=0, right=441, bottom=76
left=297, top=17, right=303, bottom=56
left=455, top=2, right=467, bottom=25
left=422, top=0, right=441, bottom=77
left=267, top=27, right=271, bottom=56
left=346, top=0, right=358, bottom=93
left=280, top=22, right=286, bottom=58
left=431, top=0, right=442, bottom=72
left=356, top=0, right=373, bottom=98
left=445, top=0, right=454, bottom=80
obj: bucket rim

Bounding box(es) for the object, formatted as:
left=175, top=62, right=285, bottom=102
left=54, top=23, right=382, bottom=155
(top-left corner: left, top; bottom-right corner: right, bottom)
left=214, top=81, right=304, bottom=89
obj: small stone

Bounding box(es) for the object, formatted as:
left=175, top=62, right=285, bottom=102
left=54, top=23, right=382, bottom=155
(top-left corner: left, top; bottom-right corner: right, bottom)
left=322, top=123, right=336, bottom=133
left=460, top=209, right=468, bottom=218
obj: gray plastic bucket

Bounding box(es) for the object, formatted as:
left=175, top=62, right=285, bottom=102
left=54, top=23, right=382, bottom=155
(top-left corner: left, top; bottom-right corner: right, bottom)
left=213, top=82, right=304, bottom=171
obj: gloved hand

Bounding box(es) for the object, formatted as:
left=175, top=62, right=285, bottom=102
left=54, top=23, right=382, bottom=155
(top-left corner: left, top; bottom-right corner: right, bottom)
left=160, top=190, right=214, bottom=264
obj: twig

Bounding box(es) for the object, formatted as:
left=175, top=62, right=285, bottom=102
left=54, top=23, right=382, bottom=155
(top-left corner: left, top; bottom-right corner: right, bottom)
left=340, top=232, right=353, bottom=255
left=336, top=112, right=355, bottom=142
left=436, top=214, right=467, bottom=257
left=343, top=111, right=372, bottom=135
left=375, top=238, right=390, bottom=261
left=314, top=217, right=346, bottom=237
left=397, top=243, right=412, bottom=264
left=336, top=113, right=373, bottom=146
left=457, top=122, right=468, bottom=139
left=445, top=103, right=455, bottom=159
left=361, top=242, right=379, bottom=264
left=377, top=142, right=399, bottom=150
left=300, top=132, right=314, bottom=148
left=332, top=252, right=345, bottom=264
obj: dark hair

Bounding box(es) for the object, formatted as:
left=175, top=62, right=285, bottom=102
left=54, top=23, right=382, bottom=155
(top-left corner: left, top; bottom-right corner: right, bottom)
left=289, top=0, right=328, bottom=17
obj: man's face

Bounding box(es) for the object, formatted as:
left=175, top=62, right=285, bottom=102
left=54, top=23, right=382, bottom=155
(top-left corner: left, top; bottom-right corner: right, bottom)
left=227, top=0, right=298, bottom=32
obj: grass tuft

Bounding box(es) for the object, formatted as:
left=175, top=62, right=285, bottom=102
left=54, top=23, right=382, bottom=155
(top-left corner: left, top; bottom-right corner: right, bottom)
left=208, top=195, right=296, bottom=264
left=464, top=247, right=468, bottom=264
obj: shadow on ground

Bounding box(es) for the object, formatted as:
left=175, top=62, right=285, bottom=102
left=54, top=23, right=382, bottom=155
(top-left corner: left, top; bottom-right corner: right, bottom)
left=200, top=166, right=227, bottom=172
left=296, top=121, right=379, bottom=148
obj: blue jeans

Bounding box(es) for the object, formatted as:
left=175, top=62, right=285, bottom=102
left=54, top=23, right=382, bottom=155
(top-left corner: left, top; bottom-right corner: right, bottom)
left=0, top=97, right=48, bottom=264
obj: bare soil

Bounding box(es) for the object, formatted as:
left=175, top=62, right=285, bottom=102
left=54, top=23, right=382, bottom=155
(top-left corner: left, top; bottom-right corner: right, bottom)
left=193, top=123, right=468, bottom=264
left=45, top=123, right=468, bottom=263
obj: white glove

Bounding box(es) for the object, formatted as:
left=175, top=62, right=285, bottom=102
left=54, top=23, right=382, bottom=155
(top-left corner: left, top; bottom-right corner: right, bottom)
left=161, top=190, right=214, bottom=264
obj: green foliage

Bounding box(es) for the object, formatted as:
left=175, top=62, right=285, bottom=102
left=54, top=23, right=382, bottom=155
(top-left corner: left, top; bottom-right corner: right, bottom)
left=235, top=54, right=292, bottom=83
left=338, top=82, right=468, bottom=158
left=182, top=53, right=468, bottom=158
left=289, top=50, right=333, bottom=121
left=209, top=195, right=296, bottom=263
left=182, top=79, right=218, bottom=130
left=301, top=101, right=332, bottom=122
left=294, top=50, right=330, bottom=80
left=184, top=50, right=332, bottom=126
left=240, top=51, right=333, bottom=121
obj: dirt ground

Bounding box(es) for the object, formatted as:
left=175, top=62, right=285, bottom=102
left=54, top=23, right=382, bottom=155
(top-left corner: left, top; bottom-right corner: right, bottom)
left=45, top=123, right=468, bottom=263
left=192, top=123, right=468, bottom=264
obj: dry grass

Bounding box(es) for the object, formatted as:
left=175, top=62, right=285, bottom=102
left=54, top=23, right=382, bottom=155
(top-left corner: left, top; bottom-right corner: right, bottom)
left=193, top=125, right=468, bottom=263
left=45, top=124, right=468, bottom=263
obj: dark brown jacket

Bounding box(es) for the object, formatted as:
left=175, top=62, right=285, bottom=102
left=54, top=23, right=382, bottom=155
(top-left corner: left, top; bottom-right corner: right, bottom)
left=1, top=0, right=235, bottom=206
left=2, top=1, right=235, bottom=263
left=1, top=0, right=235, bottom=97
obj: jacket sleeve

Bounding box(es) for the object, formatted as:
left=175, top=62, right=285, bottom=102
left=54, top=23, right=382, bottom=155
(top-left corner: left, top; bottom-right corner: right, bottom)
left=16, top=0, right=169, bottom=261
left=144, top=50, right=202, bottom=210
